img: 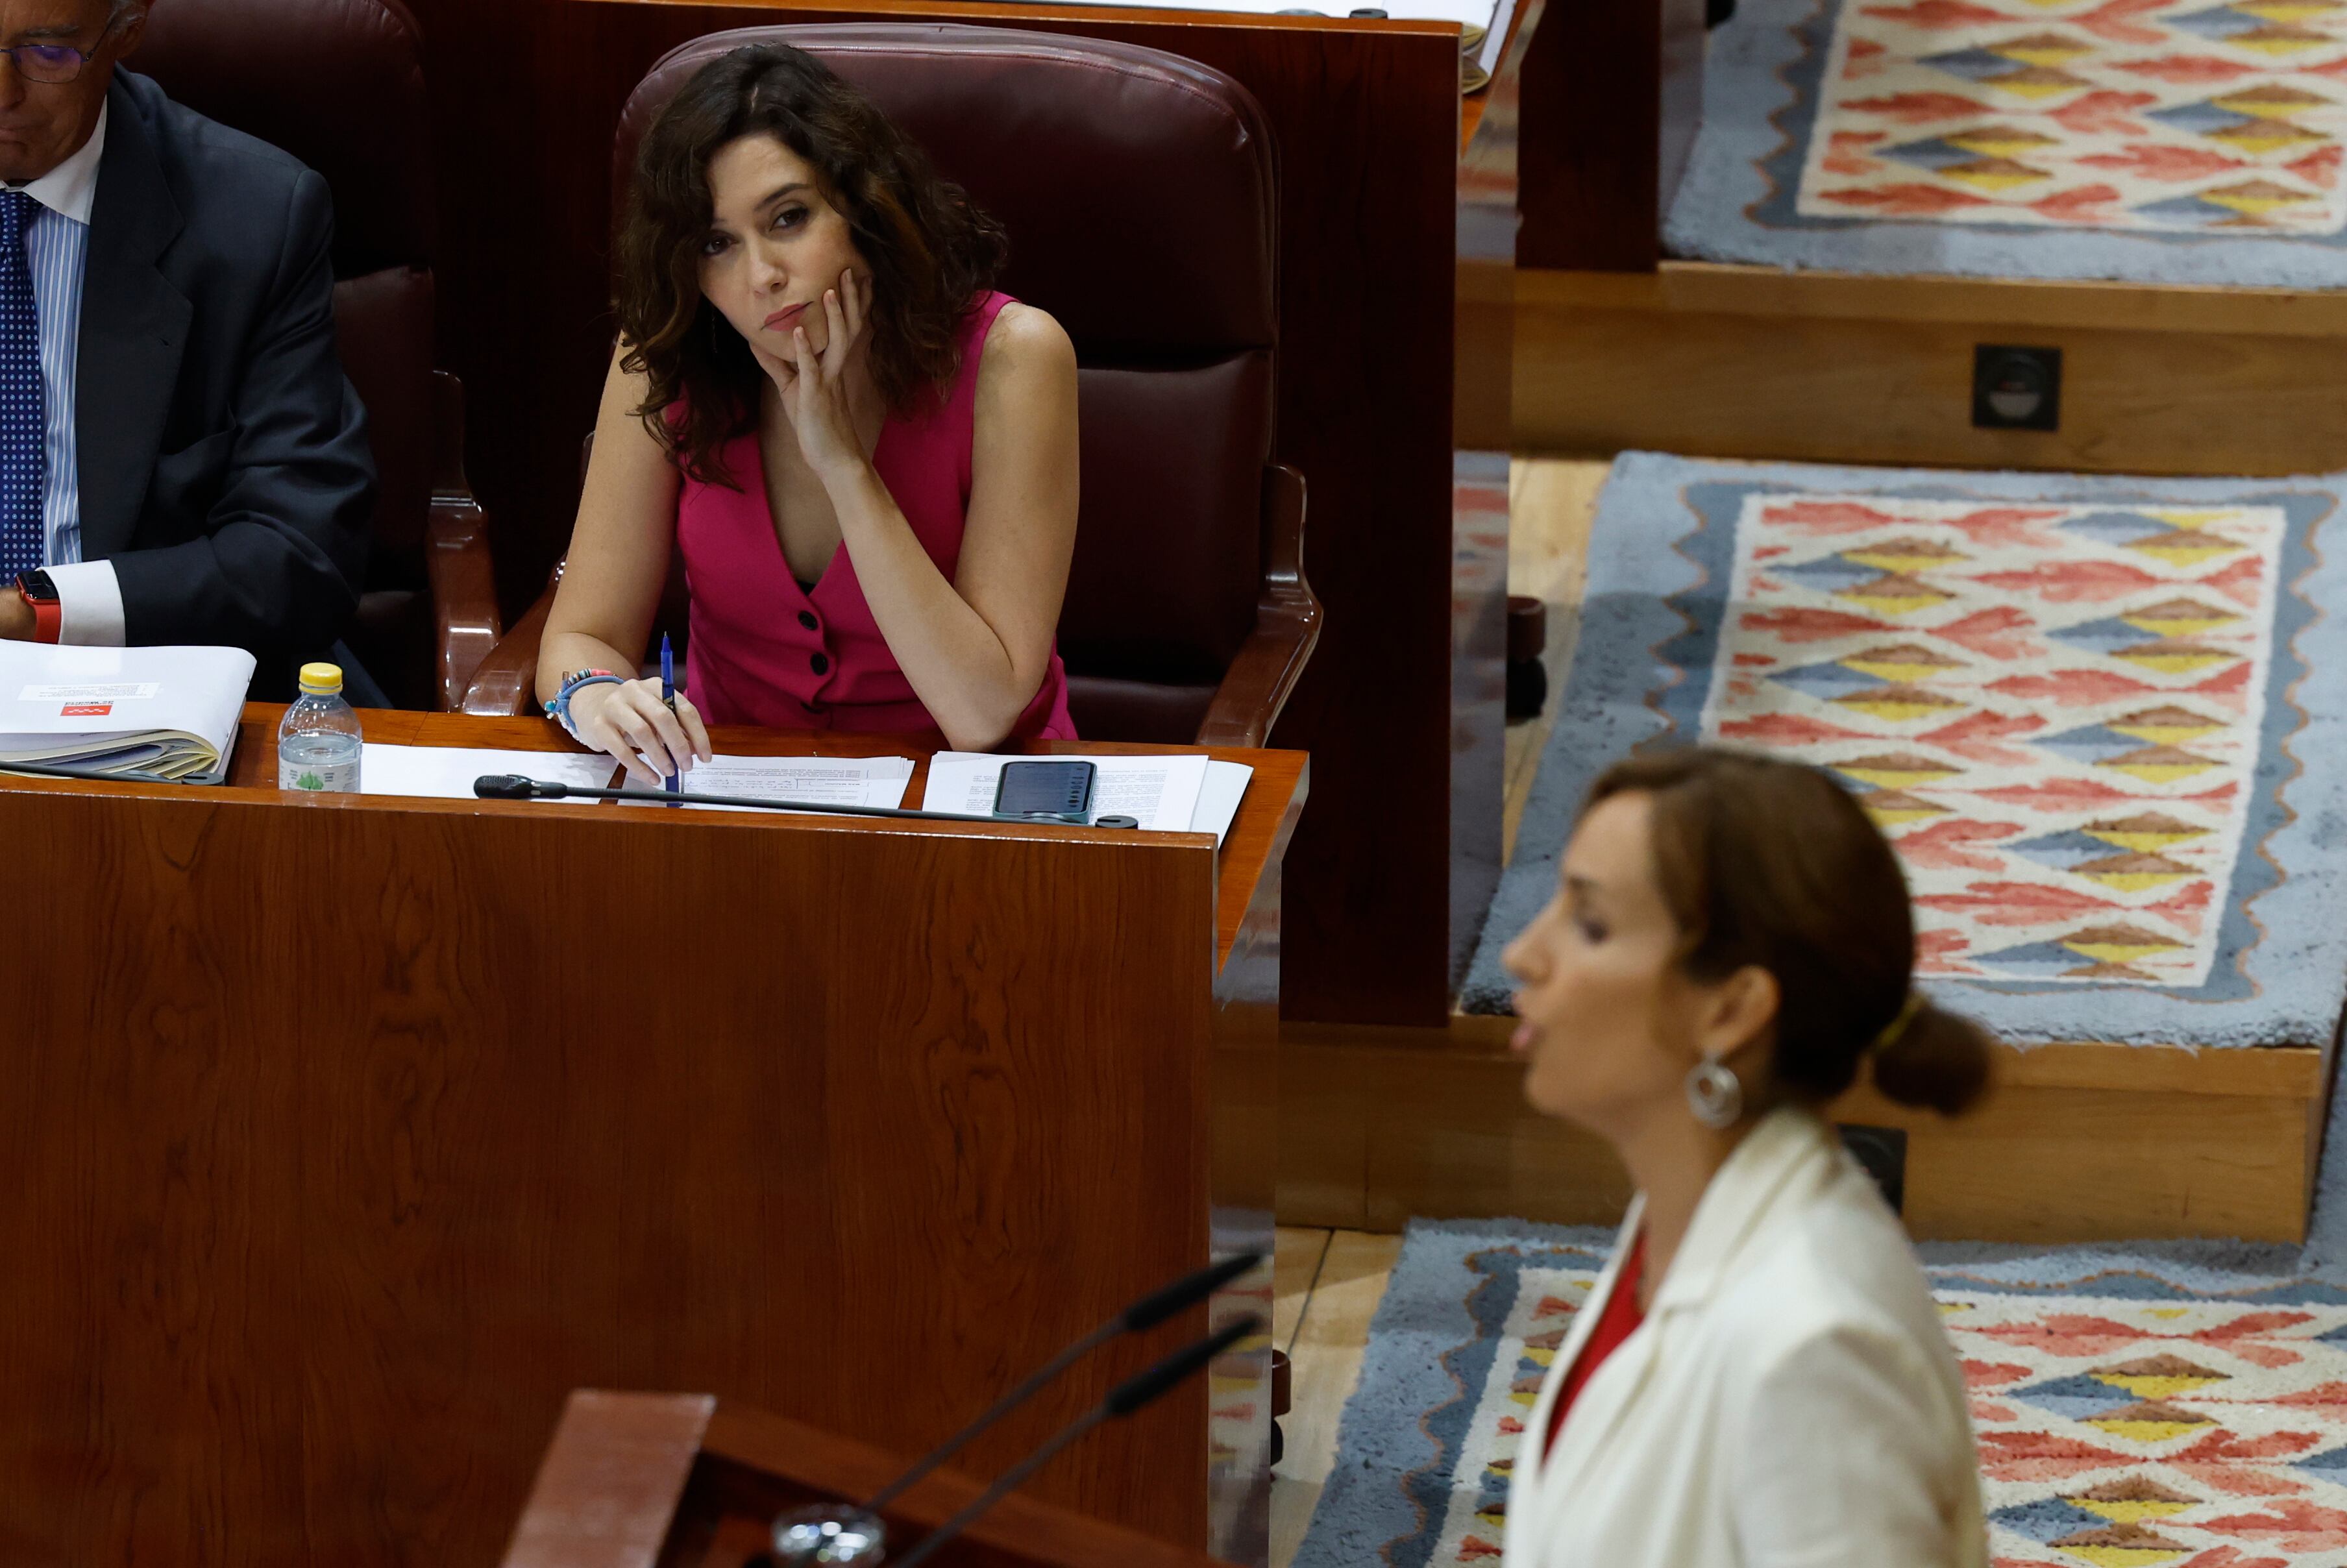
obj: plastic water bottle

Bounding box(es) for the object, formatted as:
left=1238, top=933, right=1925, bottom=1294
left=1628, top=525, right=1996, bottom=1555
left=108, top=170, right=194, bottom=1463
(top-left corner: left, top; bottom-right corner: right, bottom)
left=277, top=662, right=363, bottom=793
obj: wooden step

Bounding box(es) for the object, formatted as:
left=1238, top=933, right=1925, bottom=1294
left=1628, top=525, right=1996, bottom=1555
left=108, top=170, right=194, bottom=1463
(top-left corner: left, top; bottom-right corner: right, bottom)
left=1510, top=262, right=2347, bottom=478
left=1279, top=1016, right=2331, bottom=1243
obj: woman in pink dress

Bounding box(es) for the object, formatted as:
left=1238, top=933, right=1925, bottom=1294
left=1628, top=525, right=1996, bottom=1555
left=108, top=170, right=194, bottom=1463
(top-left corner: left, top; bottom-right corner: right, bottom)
left=537, top=43, right=1079, bottom=784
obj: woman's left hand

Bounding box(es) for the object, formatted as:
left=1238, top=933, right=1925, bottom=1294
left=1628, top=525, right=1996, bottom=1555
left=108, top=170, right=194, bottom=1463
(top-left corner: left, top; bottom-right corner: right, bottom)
left=757, top=267, right=870, bottom=482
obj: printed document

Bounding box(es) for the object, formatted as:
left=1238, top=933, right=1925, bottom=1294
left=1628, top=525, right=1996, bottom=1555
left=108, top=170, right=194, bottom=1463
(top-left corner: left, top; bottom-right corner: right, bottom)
left=617, top=753, right=916, bottom=813
left=921, top=752, right=1209, bottom=833
left=360, top=745, right=619, bottom=800
left=1192, top=761, right=1253, bottom=848
left=0, top=643, right=255, bottom=782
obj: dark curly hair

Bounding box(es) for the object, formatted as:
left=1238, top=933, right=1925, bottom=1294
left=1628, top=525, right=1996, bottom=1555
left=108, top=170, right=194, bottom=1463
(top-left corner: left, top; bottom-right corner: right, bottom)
left=614, top=43, right=1010, bottom=485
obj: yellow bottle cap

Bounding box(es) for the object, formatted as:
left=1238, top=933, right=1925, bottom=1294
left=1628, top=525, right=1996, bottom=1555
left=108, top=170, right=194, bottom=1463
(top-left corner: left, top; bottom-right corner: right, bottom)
left=298, top=662, right=344, bottom=694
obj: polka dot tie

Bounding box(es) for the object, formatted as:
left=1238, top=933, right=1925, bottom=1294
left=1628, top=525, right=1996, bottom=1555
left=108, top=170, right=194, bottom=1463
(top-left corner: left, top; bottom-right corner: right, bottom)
left=0, top=190, right=43, bottom=579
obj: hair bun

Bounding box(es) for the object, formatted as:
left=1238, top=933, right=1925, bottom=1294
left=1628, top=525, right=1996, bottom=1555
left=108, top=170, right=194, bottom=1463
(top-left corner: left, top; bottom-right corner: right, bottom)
left=1871, top=1000, right=1993, bottom=1116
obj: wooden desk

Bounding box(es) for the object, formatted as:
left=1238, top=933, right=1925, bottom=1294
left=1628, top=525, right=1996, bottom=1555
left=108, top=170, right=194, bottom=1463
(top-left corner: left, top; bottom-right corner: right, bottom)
left=0, top=710, right=1303, bottom=1566
left=397, top=0, right=1471, bottom=1029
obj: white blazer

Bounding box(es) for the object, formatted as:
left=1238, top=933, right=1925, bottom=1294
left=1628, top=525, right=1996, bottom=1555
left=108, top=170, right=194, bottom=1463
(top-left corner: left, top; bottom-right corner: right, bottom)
left=1503, top=1107, right=1987, bottom=1568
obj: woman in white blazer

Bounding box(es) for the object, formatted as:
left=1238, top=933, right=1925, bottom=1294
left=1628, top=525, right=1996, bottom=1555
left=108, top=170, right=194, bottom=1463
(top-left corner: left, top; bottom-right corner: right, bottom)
left=1498, top=747, right=1992, bottom=1568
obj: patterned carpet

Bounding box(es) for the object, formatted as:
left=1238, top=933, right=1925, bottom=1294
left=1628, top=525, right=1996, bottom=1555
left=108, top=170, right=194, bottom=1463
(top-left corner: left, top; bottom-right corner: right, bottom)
left=1296, top=1220, right=2347, bottom=1568
left=1667, top=0, right=2347, bottom=285
left=1460, top=454, right=2347, bottom=1050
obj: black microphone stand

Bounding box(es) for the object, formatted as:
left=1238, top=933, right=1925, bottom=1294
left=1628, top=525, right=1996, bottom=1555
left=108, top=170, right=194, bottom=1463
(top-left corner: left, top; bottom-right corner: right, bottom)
left=863, top=1251, right=1263, bottom=1513
left=887, top=1316, right=1262, bottom=1568
left=765, top=1253, right=1264, bottom=1565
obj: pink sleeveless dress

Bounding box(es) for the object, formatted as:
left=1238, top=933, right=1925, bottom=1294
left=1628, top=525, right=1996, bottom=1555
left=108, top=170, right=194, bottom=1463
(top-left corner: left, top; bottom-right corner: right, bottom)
left=674, top=291, right=1077, bottom=739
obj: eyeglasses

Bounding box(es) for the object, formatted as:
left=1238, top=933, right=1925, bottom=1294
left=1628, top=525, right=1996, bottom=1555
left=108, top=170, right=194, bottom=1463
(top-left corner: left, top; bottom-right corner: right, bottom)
left=1, top=17, right=127, bottom=85
left=0, top=43, right=105, bottom=83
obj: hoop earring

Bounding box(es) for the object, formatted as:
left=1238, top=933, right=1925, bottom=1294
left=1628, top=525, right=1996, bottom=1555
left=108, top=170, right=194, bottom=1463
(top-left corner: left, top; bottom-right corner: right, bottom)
left=1685, top=1055, right=1743, bottom=1130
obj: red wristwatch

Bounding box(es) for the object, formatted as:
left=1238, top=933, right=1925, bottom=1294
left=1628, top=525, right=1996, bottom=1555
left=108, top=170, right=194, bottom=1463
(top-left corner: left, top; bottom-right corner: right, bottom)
left=14, top=570, right=60, bottom=644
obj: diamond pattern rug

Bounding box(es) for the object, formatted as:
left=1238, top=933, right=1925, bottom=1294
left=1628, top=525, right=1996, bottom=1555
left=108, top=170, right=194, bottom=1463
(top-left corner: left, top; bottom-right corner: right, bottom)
left=1295, top=1219, right=2347, bottom=1568
left=1460, top=454, right=2347, bottom=1049
left=1667, top=0, right=2347, bottom=285
left=1704, top=491, right=2289, bottom=988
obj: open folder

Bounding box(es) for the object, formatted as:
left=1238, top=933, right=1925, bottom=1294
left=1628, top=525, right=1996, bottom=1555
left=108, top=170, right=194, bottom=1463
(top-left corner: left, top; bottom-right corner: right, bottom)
left=0, top=643, right=256, bottom=783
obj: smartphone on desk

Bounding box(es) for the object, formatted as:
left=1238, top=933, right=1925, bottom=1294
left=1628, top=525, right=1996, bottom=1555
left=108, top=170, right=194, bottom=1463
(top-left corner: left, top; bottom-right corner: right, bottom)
left=992, top=759, right=1096, bottom=824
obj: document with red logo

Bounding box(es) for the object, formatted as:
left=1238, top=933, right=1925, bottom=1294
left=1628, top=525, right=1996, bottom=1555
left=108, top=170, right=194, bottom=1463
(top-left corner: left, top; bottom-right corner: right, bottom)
left=0, top=643, right=257, bottom=783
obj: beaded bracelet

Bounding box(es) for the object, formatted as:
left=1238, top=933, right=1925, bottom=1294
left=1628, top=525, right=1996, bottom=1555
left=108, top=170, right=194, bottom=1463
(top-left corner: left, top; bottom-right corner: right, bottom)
left=545, top=669, right=626, bottom=739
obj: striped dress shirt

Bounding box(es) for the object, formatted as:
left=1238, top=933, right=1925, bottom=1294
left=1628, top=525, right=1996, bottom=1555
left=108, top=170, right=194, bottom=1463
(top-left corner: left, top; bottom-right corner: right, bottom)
left=5, top=102, right=121, bottom=644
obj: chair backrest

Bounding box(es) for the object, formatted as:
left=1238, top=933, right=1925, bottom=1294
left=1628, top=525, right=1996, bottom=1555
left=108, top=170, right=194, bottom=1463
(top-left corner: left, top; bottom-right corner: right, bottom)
left=135, top=0, right=436, bottom=560
left=617, top=25, right=1279, bottom=742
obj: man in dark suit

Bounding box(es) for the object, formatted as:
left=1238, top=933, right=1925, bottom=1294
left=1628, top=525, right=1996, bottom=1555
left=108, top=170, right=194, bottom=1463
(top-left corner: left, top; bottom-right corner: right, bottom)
left=0, top=0, right=373, bottom=689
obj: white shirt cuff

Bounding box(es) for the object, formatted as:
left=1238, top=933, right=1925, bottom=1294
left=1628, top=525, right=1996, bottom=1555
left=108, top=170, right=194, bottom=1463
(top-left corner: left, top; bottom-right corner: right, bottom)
left=44, top=559, right=127, bottom=646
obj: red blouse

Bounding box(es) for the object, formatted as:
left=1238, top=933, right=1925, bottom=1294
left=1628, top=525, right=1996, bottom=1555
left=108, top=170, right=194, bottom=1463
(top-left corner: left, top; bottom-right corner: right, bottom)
left=1546, top=1231, right=1647, bottom=1453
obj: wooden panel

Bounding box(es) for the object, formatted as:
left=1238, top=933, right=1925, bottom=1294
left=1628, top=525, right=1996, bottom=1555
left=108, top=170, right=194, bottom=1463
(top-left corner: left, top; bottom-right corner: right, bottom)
left=1358, top=1040, right=1633, bottom=1233
left=1513, top=0, right=1704, bottom=270
left=1212, top=840, right=1286, bottom=1223
left=1445, top=1011, right=2330, bottom=1097
left=1514, top=264, right=2347, bottom=476
left=0, top=713, right=1304, bottom=1565
left=1451, top=460, right=1509, bottom=992
left=1279, top=1023, right=2326, bottom=1243
left=1205, top=761, right=1297, bottom=1563
left=401, top=0, right=1462, bottom=1027
left=1274, top=1031, right=1377, bottom=1232
left=504, top=1392, right=714, bottom=1568
left=223, top=707, right=1305, bottom=975
left=1524, top=262, right=2347, bottom=339
left=1456, top=261, right=1514, bottom=452
left=1833, top=1077, right=2320, bottom=1244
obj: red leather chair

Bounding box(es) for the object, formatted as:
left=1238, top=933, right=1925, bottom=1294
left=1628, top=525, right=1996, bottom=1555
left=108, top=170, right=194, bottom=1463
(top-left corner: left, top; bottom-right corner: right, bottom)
left=460, top=24, right=1318, bottom=748
left=137, top=0, right=501, bottom=711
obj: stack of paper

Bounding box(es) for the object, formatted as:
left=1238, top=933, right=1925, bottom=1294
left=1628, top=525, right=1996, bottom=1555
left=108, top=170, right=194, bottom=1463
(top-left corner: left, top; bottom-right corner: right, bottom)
left=360, top=742, right=1254, bottom=844
left=0, top=643, right=256, bottom=783
left=921, top=753, right=1255, bottom=846
left=615, top=754, right=915, bottom=813
left=360, top=746, right=920, bottom=816
left=1192, top=761, right=1254, bottom=848
left=360, top=745, right=619, bottom=799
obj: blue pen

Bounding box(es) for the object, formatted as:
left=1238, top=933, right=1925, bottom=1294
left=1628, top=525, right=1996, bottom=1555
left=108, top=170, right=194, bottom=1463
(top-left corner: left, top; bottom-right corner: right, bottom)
left=659, top=632, right=680, bottom=798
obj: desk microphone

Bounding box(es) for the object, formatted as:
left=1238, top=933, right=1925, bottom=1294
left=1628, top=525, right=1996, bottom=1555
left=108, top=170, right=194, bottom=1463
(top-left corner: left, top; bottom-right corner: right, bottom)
left=471, top=774, right=1143, bottom=829
left=770, top=1314, right=1264, bottom=1567
left=766, top=1251, right=1263, bottom=1565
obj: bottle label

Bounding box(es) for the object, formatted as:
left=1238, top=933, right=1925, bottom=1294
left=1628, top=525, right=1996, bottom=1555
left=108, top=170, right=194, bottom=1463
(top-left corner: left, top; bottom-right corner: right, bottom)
left=280, top=758, right=360, bottom=793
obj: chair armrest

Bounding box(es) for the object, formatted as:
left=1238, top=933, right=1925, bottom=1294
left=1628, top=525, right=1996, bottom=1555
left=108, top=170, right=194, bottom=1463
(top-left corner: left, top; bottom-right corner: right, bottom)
left=456, top=416, right=601, bottom=717
left=427, top=498, right=503, bottom=712
left=1198, top=463, right=1321, bottom=750
left=425, top=372, right=504, bottom=710
left=460, top=576, right=556, bottom=717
